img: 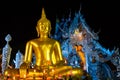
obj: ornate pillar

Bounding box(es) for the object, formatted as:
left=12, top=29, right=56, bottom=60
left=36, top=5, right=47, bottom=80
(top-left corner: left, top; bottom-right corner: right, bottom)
left=2, top=34, right=12, bottom=74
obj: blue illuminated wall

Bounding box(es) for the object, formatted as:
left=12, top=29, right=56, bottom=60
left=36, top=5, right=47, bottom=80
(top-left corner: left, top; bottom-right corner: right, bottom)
left=51, top=10, right=120, bottom=80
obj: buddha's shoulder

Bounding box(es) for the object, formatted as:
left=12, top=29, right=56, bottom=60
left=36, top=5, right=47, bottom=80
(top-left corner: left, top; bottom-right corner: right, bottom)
left=49, top=38, right=60, bottom=43
left=27, top=38, right=59, bottom=43
left=26, top=38, right=60, bottom=43
left=26, top=39, right=38, bottom=44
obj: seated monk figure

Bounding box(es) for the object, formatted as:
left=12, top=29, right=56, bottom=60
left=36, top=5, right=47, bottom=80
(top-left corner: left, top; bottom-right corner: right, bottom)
left=4, top=8, right=84, bottom=79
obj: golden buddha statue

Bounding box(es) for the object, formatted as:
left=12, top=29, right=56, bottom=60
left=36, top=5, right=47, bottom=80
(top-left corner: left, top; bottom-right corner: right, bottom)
left=4, top=8, right=84, bottom=79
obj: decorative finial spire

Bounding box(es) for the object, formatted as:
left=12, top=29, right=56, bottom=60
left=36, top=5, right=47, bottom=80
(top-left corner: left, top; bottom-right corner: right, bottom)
left=37, top=7, right=51, bottom=25
left=41, top=8, right=46, bottom=18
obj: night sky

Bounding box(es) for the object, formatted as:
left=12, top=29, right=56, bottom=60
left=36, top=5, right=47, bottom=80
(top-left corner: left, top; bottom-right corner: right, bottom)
left=0, top=0, right=120, bottom=58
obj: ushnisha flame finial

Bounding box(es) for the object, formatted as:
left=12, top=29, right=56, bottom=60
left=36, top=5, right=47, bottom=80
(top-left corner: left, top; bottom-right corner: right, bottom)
left=37, top=8, right=51, bottom=26
left=41, top=8, right=46, bottom=18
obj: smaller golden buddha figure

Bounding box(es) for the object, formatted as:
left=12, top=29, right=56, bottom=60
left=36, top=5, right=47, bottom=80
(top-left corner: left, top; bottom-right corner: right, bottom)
left=4, top=8, right=84, bottom=79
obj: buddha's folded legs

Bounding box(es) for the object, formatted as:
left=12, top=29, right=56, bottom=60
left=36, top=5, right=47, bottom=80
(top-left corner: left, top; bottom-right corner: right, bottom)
left=4, top=67, right=84, bottom=79
left=4, top=68, right=19, bottom=77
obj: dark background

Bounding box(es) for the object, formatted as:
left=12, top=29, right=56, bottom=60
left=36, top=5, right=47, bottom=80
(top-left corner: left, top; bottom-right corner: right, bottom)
left=0, top=0, right=119, bottom=59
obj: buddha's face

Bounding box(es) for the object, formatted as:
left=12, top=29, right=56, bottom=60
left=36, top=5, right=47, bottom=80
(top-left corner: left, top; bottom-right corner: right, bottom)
left=36, top=21, right=51, bottom=36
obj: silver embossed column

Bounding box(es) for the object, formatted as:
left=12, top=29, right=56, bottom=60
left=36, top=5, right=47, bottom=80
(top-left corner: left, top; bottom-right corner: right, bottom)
left=2, top=34, right=12, bottom=74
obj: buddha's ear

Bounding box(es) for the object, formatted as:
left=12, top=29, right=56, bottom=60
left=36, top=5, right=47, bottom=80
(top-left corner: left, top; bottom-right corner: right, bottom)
left=49, top=24, right=51, bottom=37
left=36, top=27, right=39, bottom=37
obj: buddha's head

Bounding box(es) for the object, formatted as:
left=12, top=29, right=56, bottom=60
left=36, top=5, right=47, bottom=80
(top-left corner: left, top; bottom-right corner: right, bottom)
left=36, top=8, right=51, bottom=37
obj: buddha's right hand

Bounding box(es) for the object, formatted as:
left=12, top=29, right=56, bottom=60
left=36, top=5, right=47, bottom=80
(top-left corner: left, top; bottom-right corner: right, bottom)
left=20, top=62, right=30, bottom=69
left=19, top=62, right=30, bottom=78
